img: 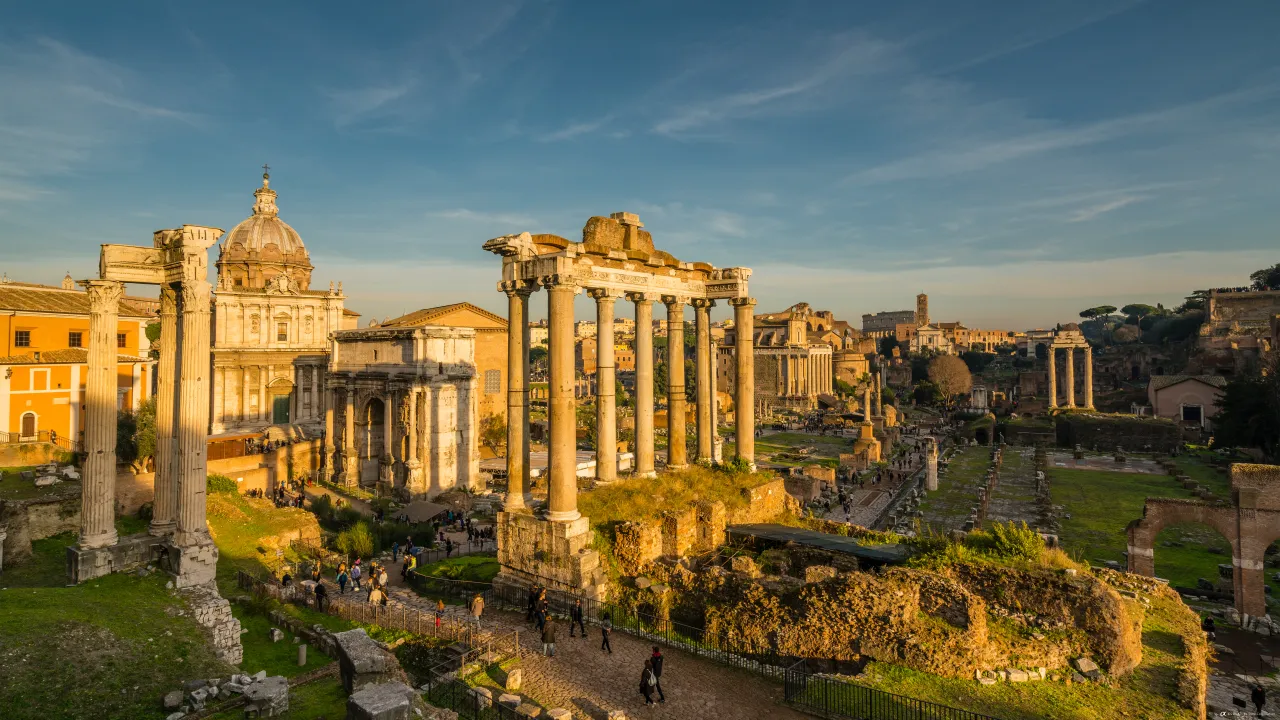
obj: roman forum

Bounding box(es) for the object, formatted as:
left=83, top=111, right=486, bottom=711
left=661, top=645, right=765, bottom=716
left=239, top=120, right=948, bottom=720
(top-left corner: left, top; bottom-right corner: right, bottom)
left=485, top=212, right=755, bottom=597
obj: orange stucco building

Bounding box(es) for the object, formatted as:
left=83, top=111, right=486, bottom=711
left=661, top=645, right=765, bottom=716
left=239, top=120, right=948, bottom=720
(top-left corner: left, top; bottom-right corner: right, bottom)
left=0, top=277, right=155, bottom=447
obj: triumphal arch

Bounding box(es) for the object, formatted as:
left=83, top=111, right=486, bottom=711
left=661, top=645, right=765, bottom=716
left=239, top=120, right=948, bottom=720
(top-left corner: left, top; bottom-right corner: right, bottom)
left=484, top=212, right=756, bottom=598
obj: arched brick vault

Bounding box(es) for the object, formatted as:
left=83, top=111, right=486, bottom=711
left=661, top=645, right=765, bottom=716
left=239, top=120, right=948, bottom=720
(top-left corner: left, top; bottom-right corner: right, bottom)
left=1127, top=463, right=1280, bottom=618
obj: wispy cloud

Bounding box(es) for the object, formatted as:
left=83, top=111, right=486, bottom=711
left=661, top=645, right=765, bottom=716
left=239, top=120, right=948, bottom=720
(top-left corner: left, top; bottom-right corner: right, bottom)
left=429, top=208, right=534, bottom=226
left=1067, top=195, right=1146, bottom=222
left=325, top=81, right=416, bottom=128
left=538, top=116, right=612, bottom=142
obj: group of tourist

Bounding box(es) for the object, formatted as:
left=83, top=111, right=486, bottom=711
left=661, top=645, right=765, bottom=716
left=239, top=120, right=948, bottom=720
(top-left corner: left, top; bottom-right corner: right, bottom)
left=330, top=559, right=391, bottom=606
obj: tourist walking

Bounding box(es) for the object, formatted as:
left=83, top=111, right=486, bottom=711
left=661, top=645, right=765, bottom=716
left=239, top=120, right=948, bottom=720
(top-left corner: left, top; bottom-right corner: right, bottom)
left=435, top=599, right=445, bottom=630
left=569, top=599, right=586, bottom=638
left=337, top=567, right=349, bottom=594
left=542, top=617, right=557, bottom=656
left=469, top=593, right=485, bottom=630
left=392, top=541, right=400, bottom=562
left=650, top=646, right=666, bottom=703
left=314, top=581, right=328, bottom=612
left=601, top=612, right=613, bottom=654
left=526, top=585, right=539, bottom=623
left=639, top=659, right=657, bottom=705
left=377, top=566, right=389, bottom=590
left=351, top=560, right=362, bottom=590
left=1252, top=684, right=1267, bottom=717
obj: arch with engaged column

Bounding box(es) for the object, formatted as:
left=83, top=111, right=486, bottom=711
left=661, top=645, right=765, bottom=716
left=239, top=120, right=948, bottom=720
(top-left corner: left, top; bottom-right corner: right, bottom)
left=484, top=213, right=755, bottom=599
left=1127, top=463, right=1280, bottom=619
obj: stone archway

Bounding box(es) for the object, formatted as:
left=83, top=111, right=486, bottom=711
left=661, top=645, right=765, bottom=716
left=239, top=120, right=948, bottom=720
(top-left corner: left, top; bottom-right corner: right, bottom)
left=359, top=397, right=385, bottom=487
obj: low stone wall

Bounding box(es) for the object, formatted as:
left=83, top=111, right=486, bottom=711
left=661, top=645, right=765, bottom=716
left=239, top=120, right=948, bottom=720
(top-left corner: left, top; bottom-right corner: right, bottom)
left=0, top=442, right=72, bottom=468
left=183, top=583, right=244, bottom=665
left=1055, top=414, right=1181, bottom=453
left=0, top=484, right=80, bottom=564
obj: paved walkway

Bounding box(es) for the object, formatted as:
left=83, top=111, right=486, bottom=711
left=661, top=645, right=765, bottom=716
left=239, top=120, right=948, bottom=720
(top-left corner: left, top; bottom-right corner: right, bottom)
left=388, top=586, right=808, bottom=720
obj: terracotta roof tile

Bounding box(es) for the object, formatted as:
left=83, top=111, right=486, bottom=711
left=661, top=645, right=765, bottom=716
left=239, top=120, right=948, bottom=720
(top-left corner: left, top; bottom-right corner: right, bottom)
left=0, top=349, right=148, bottom=365
left=1149, top=375, right=1229, bottom=391
left=380, top=302, right=507, bottom=328
left=0, top=283, right=152, bottom=318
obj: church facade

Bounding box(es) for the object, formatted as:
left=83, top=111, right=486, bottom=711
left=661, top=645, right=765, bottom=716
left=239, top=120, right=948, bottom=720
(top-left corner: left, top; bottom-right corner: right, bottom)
left=209, top=171, right=354, bottom=434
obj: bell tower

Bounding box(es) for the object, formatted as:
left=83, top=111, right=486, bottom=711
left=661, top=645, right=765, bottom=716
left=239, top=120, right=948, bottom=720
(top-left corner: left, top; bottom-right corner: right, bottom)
left=916, top=292, right=929, bottom=327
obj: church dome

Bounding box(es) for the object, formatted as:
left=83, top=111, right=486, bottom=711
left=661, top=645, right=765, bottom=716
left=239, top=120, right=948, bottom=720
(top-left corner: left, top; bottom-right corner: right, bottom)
left=216, top=169, right=313, bottom=291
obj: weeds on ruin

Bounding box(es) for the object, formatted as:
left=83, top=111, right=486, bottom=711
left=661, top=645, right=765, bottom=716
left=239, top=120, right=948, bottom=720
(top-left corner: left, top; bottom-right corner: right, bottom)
left=207, top=473, right=237, bottom=494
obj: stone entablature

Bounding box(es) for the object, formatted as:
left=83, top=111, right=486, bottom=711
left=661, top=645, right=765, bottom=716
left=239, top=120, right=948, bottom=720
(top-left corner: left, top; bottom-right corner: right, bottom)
left=328, top=325, right=479, bottom=499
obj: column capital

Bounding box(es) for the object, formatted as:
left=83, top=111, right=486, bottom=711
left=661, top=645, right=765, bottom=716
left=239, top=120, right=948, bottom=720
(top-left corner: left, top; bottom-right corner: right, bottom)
left=626, top=291, right=659, bottom=305
left=587, top=287, right=624, bottom=301
left=661, top=295, right=688, bottom=308
left=689, top=298, right=717, bottom=309
left=500, top=279, right=536, bottom=297
left=729, top=296, right=757, bottom=309
left=81, top=279, right=124, bottom=310
left=179, top=279, right=212, bottom=310
left=540, top=274, right=580, bottom=293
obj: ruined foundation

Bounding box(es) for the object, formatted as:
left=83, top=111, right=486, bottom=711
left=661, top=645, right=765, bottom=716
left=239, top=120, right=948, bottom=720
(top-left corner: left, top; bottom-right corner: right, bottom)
left=494, top=511, right=609, bottom=600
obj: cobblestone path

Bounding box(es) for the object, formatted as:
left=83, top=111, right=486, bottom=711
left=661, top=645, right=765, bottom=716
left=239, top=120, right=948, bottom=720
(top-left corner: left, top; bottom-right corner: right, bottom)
left=386, top=586, right=809, bottom=720
left=986, top=447, right=1039, bottom=526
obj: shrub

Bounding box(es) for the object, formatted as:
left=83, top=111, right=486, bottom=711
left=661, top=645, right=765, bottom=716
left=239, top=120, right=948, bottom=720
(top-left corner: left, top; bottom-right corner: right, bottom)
left=335, top=506, right=363, bottom=529
left=715, top=456, right=753, bottom=474
left=310, top=494, right=335, bottom=525
left=966, top=521, right=1044, bottom=562
left=336, top=521, right=374, bottom=559
left=207, top=474, right=238, bottom=494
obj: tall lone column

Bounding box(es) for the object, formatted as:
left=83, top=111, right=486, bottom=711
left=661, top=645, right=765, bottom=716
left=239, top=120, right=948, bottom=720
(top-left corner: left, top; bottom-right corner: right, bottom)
left=1084, top=345, right=1094, bottom=410
left=150, top=285, right=178, bottom=536
left=710, top=338, right=720, bottom=462
left=79, top=280, right=124, bottom=550
left=546, top=281, right=580, bottom=522
left=503, top=282, right=532, bottom=509
left=731, top=298, right=756, bottom=465
left=323, top=381, right=335, bottom=480
left=876, top=364, right=884, bottom=414
left=925, top=438, right=939, bottom=491
left=174, top=278, right=214, bottom=552
left=591, top=290, right=619, bottom=483
left=381, top=387, right=395, bottom=486
left=1047, top=348, right=1058, bottom=408
left=664, top=297, right=688, bottom=470
left=1065, top=347, right=1076, bottom=408
left=342, top=381, right=356, bottom=486
left=631, top=293, right=656, bottom=478
left=693, top=299, right=714, bottom=462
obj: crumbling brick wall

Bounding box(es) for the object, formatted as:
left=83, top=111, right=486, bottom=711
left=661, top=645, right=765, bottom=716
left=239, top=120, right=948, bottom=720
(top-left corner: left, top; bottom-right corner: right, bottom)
left=661, top=508, right=697, bottom=558
left=614, top=521, right=662, bottom=576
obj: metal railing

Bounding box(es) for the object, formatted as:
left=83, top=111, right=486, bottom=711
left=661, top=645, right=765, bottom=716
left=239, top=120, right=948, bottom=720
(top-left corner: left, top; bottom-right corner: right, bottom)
left=418, top=676, right=525, bottom=719
left=0, top=429, right=81, bottom=453
left=784, top=660, right=1001, bottom=720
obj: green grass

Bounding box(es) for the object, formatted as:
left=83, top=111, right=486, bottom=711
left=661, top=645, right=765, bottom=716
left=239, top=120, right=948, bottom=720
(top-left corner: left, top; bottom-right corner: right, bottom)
left=205, top=677, right=347, bottom=720
left=416, top=554, right=500, bottom=583
left=0, top=572, right=231, bottom=720
left=578, top=465, right=777, bottom=532
left=206, top=490, right=320, bottom=595
left=1048, top=463, right=1254, bottom=592
left=755, top=431, right=853, bottom=467
left=233, top=606, right=336, bottom=678
left=919, top=446, right=991, bottom=530
left=0, top=468, right=74, bottom=500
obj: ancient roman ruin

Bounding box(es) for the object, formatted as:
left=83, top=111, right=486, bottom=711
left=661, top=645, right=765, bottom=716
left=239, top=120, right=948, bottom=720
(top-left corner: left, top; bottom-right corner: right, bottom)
left=485, top=212, right=755, bottom=598
left=71, top=225, right=223, bottom=587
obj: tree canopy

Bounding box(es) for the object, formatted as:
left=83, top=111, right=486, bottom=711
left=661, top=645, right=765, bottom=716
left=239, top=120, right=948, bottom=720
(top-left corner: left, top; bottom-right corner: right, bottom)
left=1121, top=303, right=1158, bottom=318
left=1079, top=305, right=1117, bottom=319
left=1214, top=355, right=1280, bottom=460
left=1250, top=263, right=1280, bottom=291
left=927, top=355, right=972, bottom=406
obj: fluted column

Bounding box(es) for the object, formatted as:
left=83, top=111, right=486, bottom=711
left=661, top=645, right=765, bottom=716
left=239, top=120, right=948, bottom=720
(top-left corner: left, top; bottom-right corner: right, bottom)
left=150, top=285, right=178, bottom=536
left=1065, top=347, right=1076, bottom=408
left=664, top=297, right=688, bottom=470
left=1047, top=348, right=1058, bottom=408
left=503, top=282, right=532, bottom=509
left=630, top=293, right=657, bottom=478
left=693, top=299, right=713, bottom=462
left=731, top=298, right=755, bottom=465
left=1084, top=345, right=1094, bottom=410
left=591, top=289, right=619, bottom=482
left=710, top=337, right=720, bottom=462
left=324, top=381, right=335, bottom=479
left=79, top=280, right=124, bottom=549
left=876, top=364, right=883, bottom=414
left=381, top=387, right=394, bottom=486
left=342, top=381, right=356, bottom=486
left=174, top=278, right=213, bottom=549
left=547, top=281, right=580, bottom=522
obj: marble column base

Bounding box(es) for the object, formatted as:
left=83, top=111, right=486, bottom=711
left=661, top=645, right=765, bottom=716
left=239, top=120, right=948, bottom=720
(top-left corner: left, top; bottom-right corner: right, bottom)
left=66, top=533, right=160, bottom=584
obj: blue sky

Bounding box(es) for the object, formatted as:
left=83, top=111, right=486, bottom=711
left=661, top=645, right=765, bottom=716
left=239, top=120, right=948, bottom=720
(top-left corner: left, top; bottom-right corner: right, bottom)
left=1, top=1, right=1278, bottom=329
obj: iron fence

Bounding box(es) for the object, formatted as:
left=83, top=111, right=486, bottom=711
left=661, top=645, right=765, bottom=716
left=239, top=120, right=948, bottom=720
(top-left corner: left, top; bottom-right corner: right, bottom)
left=783, top=660, right=1001, bottom=720
left=0, top=429, right=81, bottom=453
left=418, top=677, right=524, bottom=719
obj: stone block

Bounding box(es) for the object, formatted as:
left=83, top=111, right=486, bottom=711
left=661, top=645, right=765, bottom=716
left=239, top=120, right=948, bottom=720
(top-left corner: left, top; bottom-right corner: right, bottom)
left=242, top=676, right=289, bottom=717
left=607, top=712, right=628, bottom=720
left=546, top=710, right=571, bottom=719
left=1007, top=669, right=1028, bottom=682
left=347, top=681, right=416, bottom=720
left=163, top=690, right=184, bottom=709
left=269, top=628, right=284, bottom=642
left=334, top=628, right=400, bottom=694
left=634, top=576, right=652, bottom=590
left=516, top=704, right=541, bottom=717
left=730, top=555, right=761, bottom=578
left=469, top=686, right=493, bottom=710
left=1071, top=657, right=1100, bottom=680
left=498, top=693, right=522, bottom=708
left=505, top=667, right=523, bottom=691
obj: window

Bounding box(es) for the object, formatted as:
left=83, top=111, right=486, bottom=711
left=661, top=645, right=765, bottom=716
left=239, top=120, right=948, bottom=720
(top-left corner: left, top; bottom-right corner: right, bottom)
left=277, top=323, right=288, bottom=342
left=234, top=278, right=243, bottom=287
left=117, top=333, right=127, bottom=348
left=68, top=331, right=83, bottom=348
left=485, top=369, right=501, bottom=394
left=14, top=330, right=30, bottom=347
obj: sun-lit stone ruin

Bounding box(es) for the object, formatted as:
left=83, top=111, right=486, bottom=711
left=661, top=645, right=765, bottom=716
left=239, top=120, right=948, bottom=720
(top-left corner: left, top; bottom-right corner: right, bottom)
left=327, top=323, right=480, bottom=498
left=1044, top=323, right=1094, bottom=410
left=485, top=212, right=755, bottom=598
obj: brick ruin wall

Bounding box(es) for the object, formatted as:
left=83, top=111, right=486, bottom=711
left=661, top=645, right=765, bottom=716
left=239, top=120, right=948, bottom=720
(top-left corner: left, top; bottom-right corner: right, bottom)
left=1055, top=415, right=1181, bottom=452
left=613, top=478, right=796, bottom=575
left=183, top=584, right=244, bottom=666
left=1204, top=290, right=1280, bottom=338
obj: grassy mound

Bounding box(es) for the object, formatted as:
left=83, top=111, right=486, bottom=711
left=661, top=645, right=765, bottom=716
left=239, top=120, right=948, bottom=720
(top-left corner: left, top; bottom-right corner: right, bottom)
left=207, top=490, right=320, bottom=593
left=577, top=465, right=776, bottom=530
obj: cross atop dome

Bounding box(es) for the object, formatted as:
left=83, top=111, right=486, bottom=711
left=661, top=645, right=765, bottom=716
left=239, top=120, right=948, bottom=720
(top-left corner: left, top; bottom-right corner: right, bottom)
left=253, top=165, right=279, bottom=216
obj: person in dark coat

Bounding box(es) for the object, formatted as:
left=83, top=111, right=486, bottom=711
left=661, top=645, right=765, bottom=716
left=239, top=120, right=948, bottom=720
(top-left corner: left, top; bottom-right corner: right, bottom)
left=1253, top=684, right=1267, bottom=717
left=640, top=659, right=657, bottom=705
left=569, top=599, right=586, bottom=638
left=650, top=646, right=666, bottom=703
left=601, top=612, right=613, bottom=654
left=314, top=581, right=328, bottom=613
left=541, top=618, right=557, bottom=656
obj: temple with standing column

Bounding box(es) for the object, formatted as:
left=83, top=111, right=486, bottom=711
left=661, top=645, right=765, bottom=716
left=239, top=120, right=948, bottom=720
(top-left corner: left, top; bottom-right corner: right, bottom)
left=484, top=213, right=756, bottom=598
left=1045, top=323, right=1095, bottom=410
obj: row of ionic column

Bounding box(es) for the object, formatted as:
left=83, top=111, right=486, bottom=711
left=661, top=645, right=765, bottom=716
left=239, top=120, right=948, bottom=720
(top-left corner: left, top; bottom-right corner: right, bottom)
left=80, top=279, right=213, bottom=551
left=1046, top=345, right=1094, bottom=409
left=502, top=280, right=755, bottom=521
